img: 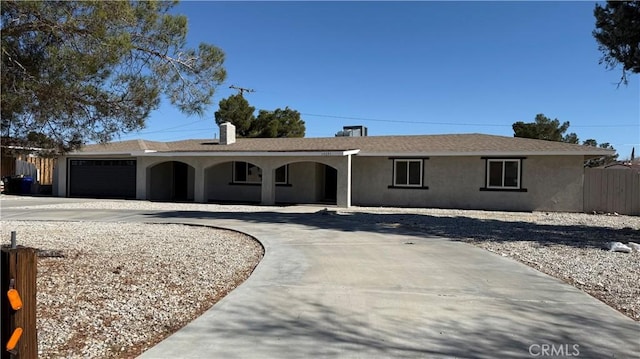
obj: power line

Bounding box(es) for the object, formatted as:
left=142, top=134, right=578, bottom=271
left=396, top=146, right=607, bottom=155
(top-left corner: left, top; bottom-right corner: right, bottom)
left=301, top=113, right=510, bottom=127
left=300, top=113, right=638, bottom=128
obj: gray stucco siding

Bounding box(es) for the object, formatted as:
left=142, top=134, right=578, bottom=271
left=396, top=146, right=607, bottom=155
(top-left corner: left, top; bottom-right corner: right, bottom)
left=204, top=160, right=332, bottom=204
left=205, top=162, right=261, bottom=203
left=148, top=161, right=174, bottom=200
left=58, top=152, right=585, bottom=212
left=351, top=155, right=585, bottom=212
left=275, top=162, right=324, bottom=204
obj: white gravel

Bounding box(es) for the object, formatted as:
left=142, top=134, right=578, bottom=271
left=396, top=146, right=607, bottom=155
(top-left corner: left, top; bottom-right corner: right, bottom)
left=2, top=199, right=639, bottom=359
left=1, top=220, right=263, bottom=358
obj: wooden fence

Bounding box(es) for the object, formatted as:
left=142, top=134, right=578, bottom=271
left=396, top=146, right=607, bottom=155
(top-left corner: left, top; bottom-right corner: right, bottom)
left=25, top=157, right=56, bottom=185
left=1, top=156, right=56, bottom=185
left=584, top=168, right=640, bottom=216
left=1, top=156, right=16, bottom=179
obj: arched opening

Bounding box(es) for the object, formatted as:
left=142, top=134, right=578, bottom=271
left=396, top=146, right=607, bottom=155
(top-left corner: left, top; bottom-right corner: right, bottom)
left=204, top=161, right=262, bottom=204
left=147, top=161, right=195, bottom=202
left=274, top=161, right=337, bottom=205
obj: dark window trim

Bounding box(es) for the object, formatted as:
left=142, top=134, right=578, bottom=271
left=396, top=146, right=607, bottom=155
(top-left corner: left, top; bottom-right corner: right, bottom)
left=226, top=182, right=291, bottom=187
left=230, top=162, right=290, bottom=185
left=388, top=157, right=430, bottom=160
left=389, top=158, right=429, bottom=189
left=388, top=185, right=430, bottom=190
left=228, top=182, right=261, bottom=186
left=480, top=157, right=527, bottom=192
left=275, top=165, right=290, bottom=185
left=480, top=156, right=527, bottom=160
left=231, top=161, right=261, bottom=184
left=479, top=187, right=528, bottom=192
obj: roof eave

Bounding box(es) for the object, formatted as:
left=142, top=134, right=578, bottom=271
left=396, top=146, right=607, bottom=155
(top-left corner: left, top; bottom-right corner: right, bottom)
left=140, top=149, right=360, bottom=157
left=357, top=150, right=616, bottom=157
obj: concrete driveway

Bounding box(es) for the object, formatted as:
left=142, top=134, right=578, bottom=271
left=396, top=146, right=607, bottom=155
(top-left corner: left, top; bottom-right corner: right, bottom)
left=1, top=197, right=638, bottom=358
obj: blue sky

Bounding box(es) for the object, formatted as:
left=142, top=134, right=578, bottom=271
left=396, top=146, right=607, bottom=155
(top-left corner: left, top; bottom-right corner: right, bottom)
left=122, top=1, right=639, bottom=159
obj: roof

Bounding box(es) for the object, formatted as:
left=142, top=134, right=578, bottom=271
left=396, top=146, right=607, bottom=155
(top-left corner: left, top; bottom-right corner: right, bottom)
left=73, top=133, right=615, bottom=157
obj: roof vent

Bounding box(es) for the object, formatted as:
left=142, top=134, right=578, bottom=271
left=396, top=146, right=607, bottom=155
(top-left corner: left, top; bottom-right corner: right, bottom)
left=219, top=122, right=236, bottom=145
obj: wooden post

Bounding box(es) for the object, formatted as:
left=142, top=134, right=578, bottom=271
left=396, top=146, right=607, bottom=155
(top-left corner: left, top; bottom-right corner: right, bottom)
left=1, top=246, right=37, bottom=359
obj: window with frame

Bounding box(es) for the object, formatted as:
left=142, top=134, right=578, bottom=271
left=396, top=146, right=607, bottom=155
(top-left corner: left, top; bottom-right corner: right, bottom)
left=275, top=165, right=288, bottom=184
left=233, top=162, right=261, bottom=183
left=486, top=159, right=521, bottom=189
left=393, top=159, right=423, bottom=187
left=232, top=162, right=288, bottom=184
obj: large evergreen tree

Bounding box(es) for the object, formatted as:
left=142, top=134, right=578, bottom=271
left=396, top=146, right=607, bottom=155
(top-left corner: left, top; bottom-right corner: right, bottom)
left=1, top=1, right=226, bottom=152
left=512, top=114, right=578, bottom=143
left=214, top=94, right=256, bottom=137
left=513, top=114, right=619, bottom=167
left=252, top=108, right=305, bottom=138
left=214, top=94, right=305, bottom=138
left=593, top=1, right=640, bottom=85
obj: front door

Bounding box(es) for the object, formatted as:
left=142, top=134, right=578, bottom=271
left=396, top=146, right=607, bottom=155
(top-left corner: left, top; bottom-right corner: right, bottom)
left=323, top=166, right=337, bottom=202
left=173, top=161, right=188, bottom=201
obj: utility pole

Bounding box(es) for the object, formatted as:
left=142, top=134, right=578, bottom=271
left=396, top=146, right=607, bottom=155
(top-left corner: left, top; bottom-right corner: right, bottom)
left=229, top=85, right=255, bottom=97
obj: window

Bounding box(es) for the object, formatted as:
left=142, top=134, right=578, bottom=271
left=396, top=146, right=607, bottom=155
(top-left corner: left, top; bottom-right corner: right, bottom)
left=233, top=162, right=261, bottom=183
left=275, top=165, right=288, bottom=184
left=70, top=159, right=135, bottom=167
left=486, top=159, right=521, bottom=189
left=393, top=159, right=423, bottom=187
left=232, top=162, right=288, bottom=184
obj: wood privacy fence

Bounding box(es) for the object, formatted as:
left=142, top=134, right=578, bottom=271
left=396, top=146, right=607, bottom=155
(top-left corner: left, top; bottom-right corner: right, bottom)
left=25, top=157, right=56, bottom=185
left=1, top=156, right=56, bottom=185
left=0, top=156, right=15, bottom=179
left=584, top=168, right=640, bottom=216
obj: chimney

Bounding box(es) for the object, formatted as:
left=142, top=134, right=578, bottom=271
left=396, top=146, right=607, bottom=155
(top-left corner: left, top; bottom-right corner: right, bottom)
left=219, top=122, right=236, bottom=145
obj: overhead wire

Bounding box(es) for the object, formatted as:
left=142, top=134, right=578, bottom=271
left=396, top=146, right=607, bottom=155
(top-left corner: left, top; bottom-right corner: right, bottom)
left=300, top=113, right=639, bottom=128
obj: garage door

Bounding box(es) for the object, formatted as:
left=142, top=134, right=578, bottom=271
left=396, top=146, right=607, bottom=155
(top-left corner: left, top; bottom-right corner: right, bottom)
left=69, top=159, right=136, bottom=198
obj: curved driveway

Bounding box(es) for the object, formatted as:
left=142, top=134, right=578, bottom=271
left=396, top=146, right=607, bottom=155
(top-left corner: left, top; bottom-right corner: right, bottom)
left=1, top=197, right=638, bottom=358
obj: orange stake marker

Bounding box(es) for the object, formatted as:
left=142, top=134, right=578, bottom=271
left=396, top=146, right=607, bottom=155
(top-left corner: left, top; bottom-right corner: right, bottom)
left=7, top=289, right=23, bottom=310
left=6, top=327, right=23, bottom=351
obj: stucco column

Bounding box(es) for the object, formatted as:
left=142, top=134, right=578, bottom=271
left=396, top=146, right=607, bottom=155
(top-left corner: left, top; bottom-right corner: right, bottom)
left=260, top=165, right=275, bottom=205
left=336, top=155, right=352, bottom=208
left=56, top=156, right=68, bottom=197
left=135, top=157, right=147, bottom=200
left=194, top=165, right=205, bottom=203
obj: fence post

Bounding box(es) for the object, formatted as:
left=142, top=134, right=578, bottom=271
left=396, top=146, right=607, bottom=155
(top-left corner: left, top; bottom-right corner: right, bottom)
left=1, top=237, right=37, bottom=359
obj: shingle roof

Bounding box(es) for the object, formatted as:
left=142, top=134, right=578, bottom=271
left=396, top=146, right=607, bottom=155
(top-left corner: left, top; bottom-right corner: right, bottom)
left=75, top=134, right=615, bottom=156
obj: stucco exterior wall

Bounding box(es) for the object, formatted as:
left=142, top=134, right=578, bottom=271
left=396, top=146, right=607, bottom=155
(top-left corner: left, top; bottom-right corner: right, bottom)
left=205, top=162, right=261, bottom=203
left=148, top=162, right=174, bottom=200
left=275, top=162, right=324, bottom=204
left=133, top=155, right=347, bottom=205
left=351, top=155, right=585, bottom=212
left=58, top=152, right=585, bottom=211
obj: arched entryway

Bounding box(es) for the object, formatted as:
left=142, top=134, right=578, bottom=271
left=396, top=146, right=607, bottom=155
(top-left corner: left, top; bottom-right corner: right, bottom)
left=147, top=161, right=195, bottom=201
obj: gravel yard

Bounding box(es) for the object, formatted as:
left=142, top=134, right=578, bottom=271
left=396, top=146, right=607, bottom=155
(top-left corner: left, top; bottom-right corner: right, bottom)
left=2, top=199, right=639, bottom=358
left=1, top=220, right=263, bottom=358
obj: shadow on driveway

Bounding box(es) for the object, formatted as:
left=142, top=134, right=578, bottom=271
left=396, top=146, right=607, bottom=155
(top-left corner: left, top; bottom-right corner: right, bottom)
left=166, top=287, right=639, bottom=358
left=141, top=210, right=639, bottom=250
